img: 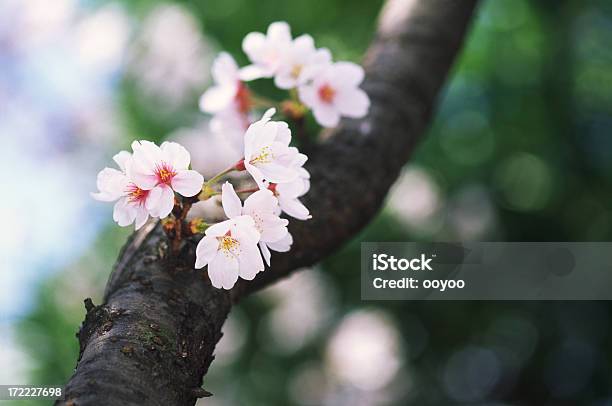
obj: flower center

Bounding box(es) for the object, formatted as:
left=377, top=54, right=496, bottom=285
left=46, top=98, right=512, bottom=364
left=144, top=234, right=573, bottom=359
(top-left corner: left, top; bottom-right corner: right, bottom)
left=218, top=234, right=240, bottom=258
left=155, top=162, right=177, bottom=185
left=126, top=183, right=149, bottom=205
left=318, top=84, right=336, bottom=104
left=235, top=82, right=251, bottom=114
left=250, top=146, right=274, bottom=165
left=291, top=64, right=303, bottom=79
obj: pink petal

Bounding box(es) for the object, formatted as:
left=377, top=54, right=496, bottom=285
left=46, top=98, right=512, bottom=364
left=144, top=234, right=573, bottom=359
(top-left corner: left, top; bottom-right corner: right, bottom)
left=134, top=206, right=149, bottom=230
left=161, top=142, right=191, bottom=170
left=171, top=170, right=203, bottom=197
left=147, top=185, right=174, bottom=218
left=221, top=182, right=243, bottom=219
left=280, top=196, right=311, bottom=220
left=266, top=232, right=293, bottom=252
left=313, top=104, right=340, bottom=127
left=113, top=198, right=137, bottom=227
left=195, top=236, right=219, bottom=269
left=239, top=241, right=264, bottom=279
left=336, top=88, right=370, bottom=118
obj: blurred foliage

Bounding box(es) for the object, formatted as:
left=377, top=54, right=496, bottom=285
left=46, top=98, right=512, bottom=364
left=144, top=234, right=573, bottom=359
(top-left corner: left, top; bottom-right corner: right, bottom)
left=16, top=0, right=612, bottom=404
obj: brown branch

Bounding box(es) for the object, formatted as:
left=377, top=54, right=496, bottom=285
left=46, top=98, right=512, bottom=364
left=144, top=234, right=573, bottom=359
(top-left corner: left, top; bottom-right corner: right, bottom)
left=57, top=1, right=479, bottom=404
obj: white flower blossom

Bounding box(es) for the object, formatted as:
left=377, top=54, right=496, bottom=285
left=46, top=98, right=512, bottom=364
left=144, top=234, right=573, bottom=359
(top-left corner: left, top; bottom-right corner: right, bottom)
left=199, top=52, right=250, bottom=117
left=221, top=182, right=289, bottom=266
left=274, top=34, right=331, bottom=90
left=194, top=215, right=263, bottom=289
left=243, top=108, right=300, bottom=188
left=298, top=61, right=370, bottom=127
left=240, top=21, right=292, bottom=81
left=92, top=150, right=152, bottom=230
left=130, top=140, right=204, bottom=218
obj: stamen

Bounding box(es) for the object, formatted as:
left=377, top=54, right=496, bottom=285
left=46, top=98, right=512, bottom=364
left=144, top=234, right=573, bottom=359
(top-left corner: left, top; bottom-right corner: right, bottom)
left=250, top=146, right=274, bottom=165
left=318, top=84, right=336, bottom=104
left=291, top=64, right=303, bottom=79
left=218, top=234, right=240, bottom=258
left=126, top=184, right=149, bottom=205
left=154, top=162, right=177, bottom=185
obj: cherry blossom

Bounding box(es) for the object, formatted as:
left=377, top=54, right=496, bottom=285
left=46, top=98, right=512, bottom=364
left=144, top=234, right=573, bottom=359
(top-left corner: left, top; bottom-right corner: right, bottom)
left=199, top=52, right=251, bottom=144
left=194, top=215, right=263, bottom=289
left=92, top=150, right=152, bottom=230
left=199, top=52, right=250, bottom=114
left=130, top=140, right=204, bottom=218
left=240, top=21, right=292, bottom=81
left=298, top=61, right=370, bottom=127
left=275, top=34, right=331, bottom=90
left=221, top=182, right=289, bottom=266
left=243, top=108, right=300, bottom=187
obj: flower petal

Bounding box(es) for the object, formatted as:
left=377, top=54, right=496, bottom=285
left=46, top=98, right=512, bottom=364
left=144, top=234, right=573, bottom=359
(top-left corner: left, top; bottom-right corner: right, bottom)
left=205, top=219, right=232, bottom=237
left=279, top=196, right=311, bottom=220
left=112, top=150, right=132, bottom=172
left=161, top=141, right=191, bottom=170
left=199, top=84, right=236, bottom=113
left=312, top=105, right=340, bottom=127
left=134, top=206, right=149, bottom=230
left=148, top=185, right=174, bottom=218
left=172, top=170, right=203, bottom=197
left=113, top=197, right=137, bottom=227
left=239, top=240, right=264, bottom=279
left=221, top=181, right=243, bottom=219
left=331, top=61, right=365, bottom=87
left=195, top=235, right=219, bottom=269
left=336, top=88, right=370, bottom=118
left=211, top=52, right=239, bottom=85
left=92, top=168, right=128, bottom=202
left=267, top=21, right=291, bottom=43
left=239, top=64, right=270, bottom=81
left=209, top=253, right=239, bottom=289
left=266, top=232, right=293, bottom=252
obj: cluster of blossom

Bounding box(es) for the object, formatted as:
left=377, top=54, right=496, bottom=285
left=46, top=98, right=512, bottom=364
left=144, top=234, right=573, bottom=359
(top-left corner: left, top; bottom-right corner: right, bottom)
left=199, top=21, right=370, bottom=131
left=93, top=21, right=368, bottom=290
left=93, top=108, right=310, bottom=289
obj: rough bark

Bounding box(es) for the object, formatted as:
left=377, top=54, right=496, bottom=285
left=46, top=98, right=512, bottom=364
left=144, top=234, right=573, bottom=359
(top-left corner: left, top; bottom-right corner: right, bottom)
left=57, top=0, right=479, bottom=404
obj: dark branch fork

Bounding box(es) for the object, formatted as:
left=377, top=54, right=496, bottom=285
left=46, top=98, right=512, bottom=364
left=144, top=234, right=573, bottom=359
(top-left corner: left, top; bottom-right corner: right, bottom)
left=57, top=1, right=479, bottom=404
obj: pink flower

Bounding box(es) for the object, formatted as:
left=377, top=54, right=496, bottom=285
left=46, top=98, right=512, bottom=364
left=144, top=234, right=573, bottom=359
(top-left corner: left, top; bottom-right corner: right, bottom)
left=221, top=182, right=290, bottom=266
left=274, top=34, right=331, bottom=90
left=240, top=21, right=292, bottom=81
left=130, top=140, right=204, bottom=218
left=199, top=53, right=251, bottom=119
left=91, top=151, right=152, bottom=230
left=194, top=215, right=263, bottom=289
left=243, top=108, right=300, bottom=188
left=298, top=61, right=370, bottom=127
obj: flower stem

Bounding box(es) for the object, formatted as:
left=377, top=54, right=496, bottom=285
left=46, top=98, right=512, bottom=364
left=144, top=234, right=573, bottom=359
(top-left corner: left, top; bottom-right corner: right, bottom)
left=205, top=166, right=236, bottom=186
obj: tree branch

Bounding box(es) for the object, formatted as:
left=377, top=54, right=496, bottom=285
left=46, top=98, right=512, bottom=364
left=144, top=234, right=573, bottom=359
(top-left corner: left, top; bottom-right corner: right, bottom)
left=57, top=1, right=478, bottom=404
